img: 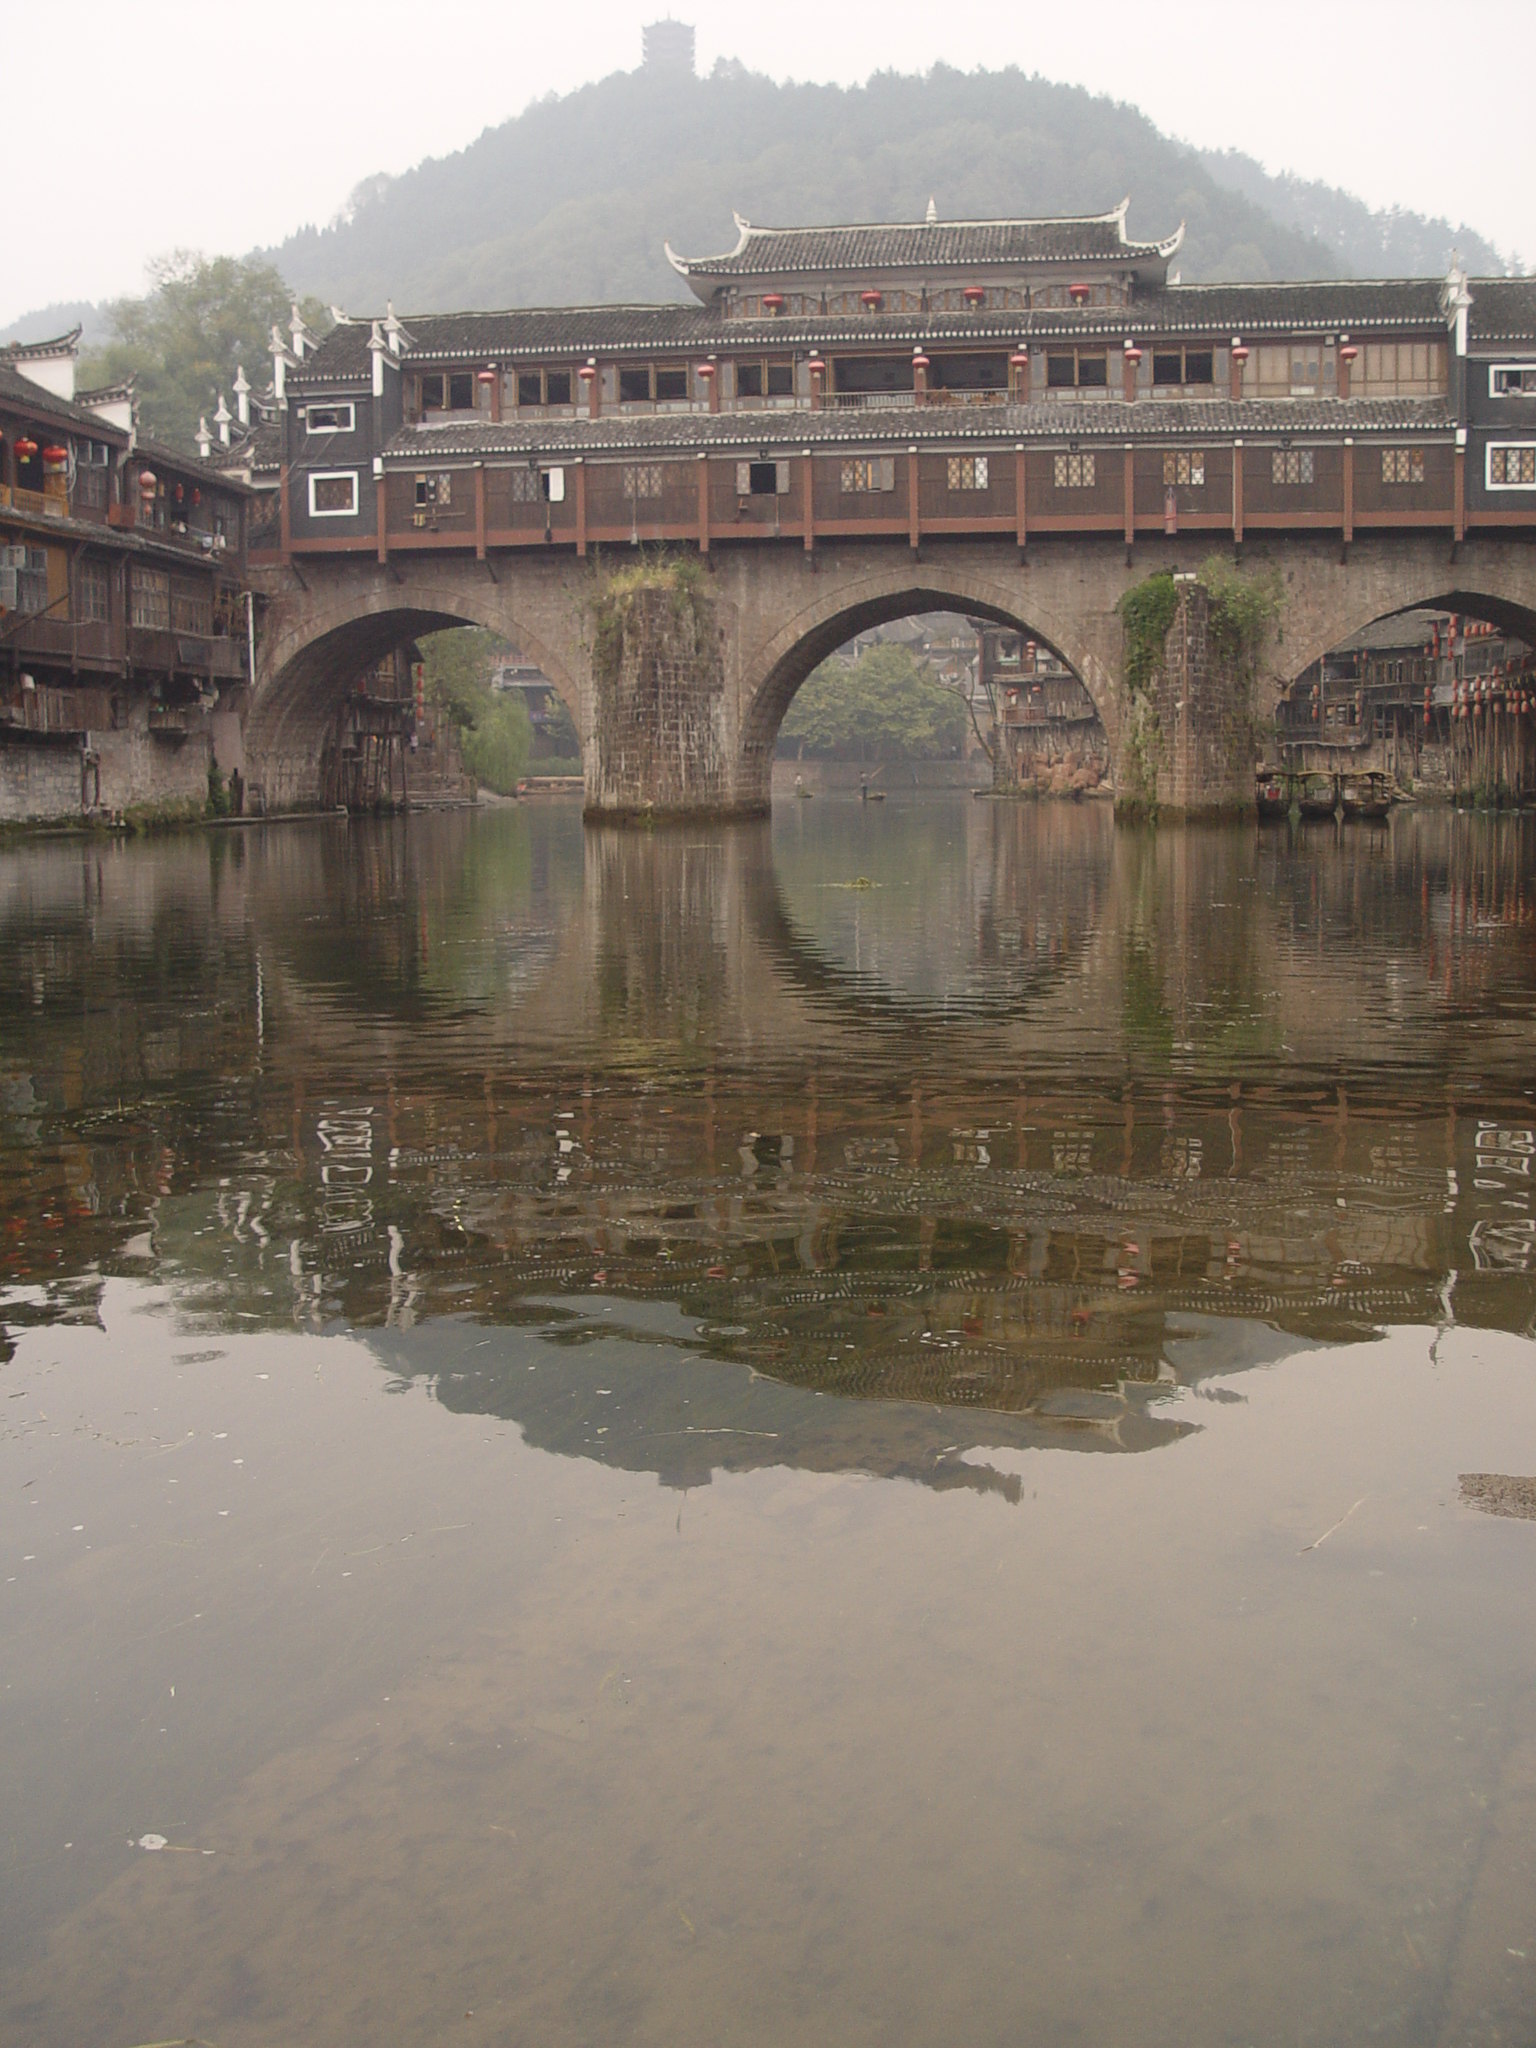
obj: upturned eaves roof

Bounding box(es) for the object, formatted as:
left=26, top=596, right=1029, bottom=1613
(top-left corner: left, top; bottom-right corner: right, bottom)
left=0, top=363, right=131, bottom=441
left=667, top=208, right=1180, bottom=277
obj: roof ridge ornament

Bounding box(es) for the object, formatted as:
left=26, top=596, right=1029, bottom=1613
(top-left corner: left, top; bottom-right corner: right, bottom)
left=926, top=197, right=938, bottom=225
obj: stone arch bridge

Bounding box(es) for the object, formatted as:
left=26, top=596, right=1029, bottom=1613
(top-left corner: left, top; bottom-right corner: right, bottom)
left=249, top=533, right=1536, bottom=818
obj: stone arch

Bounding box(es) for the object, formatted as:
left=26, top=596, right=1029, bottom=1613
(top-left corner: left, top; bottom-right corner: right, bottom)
left=1262, top=538, right=1536, bottom=696
left=733, top=559, right=1117, bottom=801
left=249, top=562, right=589, bottom=810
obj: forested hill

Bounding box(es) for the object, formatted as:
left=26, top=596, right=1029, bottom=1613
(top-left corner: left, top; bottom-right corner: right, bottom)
left=263, top=63, right=1508, bottom=317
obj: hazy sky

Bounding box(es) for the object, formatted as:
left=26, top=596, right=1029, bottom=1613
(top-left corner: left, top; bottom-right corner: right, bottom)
left=8, top=0, right=1528, bottom=327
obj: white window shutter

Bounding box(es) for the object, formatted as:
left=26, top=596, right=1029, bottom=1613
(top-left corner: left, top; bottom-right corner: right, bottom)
left=736, top=462, right=752, bottom=496
left=775, top=460, right=790, bottom=494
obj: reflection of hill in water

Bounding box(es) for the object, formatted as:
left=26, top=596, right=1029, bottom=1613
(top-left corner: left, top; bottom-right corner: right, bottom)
left=364, top=1298, right=1202, bottom=1502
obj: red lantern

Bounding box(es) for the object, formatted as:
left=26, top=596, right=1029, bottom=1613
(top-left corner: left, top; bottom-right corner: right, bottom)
left=138, top=469, right=157, bottom=493
left=963, top=285, right=986, bottom=305
left=860, top=290, right=883, bottom=309
left=477, top=365, right=496, bottom=386
left=911, top=353, right=930, bottom=371
left=1231, top=344, right=1250, bottom=363
left=761, top=293, right=785, bottom=314
left=1339, top=344, right=1359, bottom=363
left=807, top=356, right=826, bottom=376
left=1010, top=349, right=1029, bottom=368
left=192, top=488, right=201, bottom=506
left=696, top=361, right=715, bottom=379
left=14, top=437, right=37, bottom=461
left=174, top=483, right=185, bottom=502
left=577, top=362, right=597, bottom=384
left=1068, top=282, right=1092, bottom=304
left=1124, top=344, right=1142, bottom=365
left=41, top=444, right=68, bottom=468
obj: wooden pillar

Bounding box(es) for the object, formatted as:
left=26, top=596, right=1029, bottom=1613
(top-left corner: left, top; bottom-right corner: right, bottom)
left=802, top=453, right=814, bottom=553
left=1338, top=344, right=1356, bottom=401
left=1011, top=349, right=1030, bottom=404
left=1123, top=444, right=1135, bottom=546
left=1229, top=345, right=1248, bottom=402
left=489, top=370, right=502, bottom=424
left=809, top=358, right=825, bottom=411
left=279, top=463, right=292, bottom=557
left=575, top=460, right=587, bottom=558
left=1342, top=439, right=1353, bottom=546
left=581, top=362, right=600, bottom=419
left=1454, top=437, right=1466, bottom=541
left=1122, top=346, right=1140, bottom=401
left=376, top=473, right=388, bottom=564
left=697, top=454, right=709, bottom=554
left=1015, top=446, right=1027, bottom=549
left=474, top=463, right=487, bottom=559
left=907, top=448, right=920, bottom=553
left=913, top=351, right=930, bottom=403
left=1232, top=440, right=1244, bottom=544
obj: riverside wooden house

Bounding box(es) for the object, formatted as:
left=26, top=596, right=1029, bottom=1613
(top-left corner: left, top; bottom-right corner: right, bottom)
left=0, top=330, right=254, bottom=818
left=267, top=202, right=1536, bottom=563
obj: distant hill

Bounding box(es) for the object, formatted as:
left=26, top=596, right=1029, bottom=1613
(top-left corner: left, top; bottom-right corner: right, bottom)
left=3, top=62, right=1513, bottom=351
left=260, top=64, right=1512, bottom=316
left=1193, top=148, right=1505, bottom=278
left=1, top=299, right=110, bottom=351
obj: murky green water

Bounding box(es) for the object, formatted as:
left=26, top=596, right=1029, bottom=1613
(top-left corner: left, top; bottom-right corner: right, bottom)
left=2, top=796, right=1535, bottom=2046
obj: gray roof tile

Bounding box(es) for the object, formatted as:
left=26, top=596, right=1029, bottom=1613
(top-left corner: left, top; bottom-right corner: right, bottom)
left=670, top=212, right=1177, bottom=277
left=384, top=395, right=1454, bottom=463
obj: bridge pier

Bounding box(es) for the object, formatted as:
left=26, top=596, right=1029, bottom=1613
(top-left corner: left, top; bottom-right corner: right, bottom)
left=1126, top=580, right=1257, bottom=819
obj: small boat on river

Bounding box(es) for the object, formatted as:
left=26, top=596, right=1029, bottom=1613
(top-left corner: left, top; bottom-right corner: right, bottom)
left=1340, top=770, right=1393, bottom=821
left=1256, top=772, right=1289, bottom=820
left=1297, top=774, right=1341, bottom=820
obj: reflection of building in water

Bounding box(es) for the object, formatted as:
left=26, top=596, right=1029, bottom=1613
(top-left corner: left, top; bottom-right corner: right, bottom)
left=978, top=627, right=1109, bottom=794
left=3, top=806, right=1536, bottom=1444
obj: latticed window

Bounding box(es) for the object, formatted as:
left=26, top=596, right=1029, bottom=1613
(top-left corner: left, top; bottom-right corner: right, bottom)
left=510, top=468, right=543, bottom=502
left=1162, top=452, right=1205, bottom=486
left=1489, top=445, right=1536, bottom=487
left=1381, top=448, right=1425, bottom=485
left=946, top=455, right=989, bottom=491
left=415, top=472, right=454, bottom=507
left=839, top=458, right=896, bottom=493
left=130, top=567, right=170, bottom=631
left=623, top=464, right=663, bottom=499
left=1053, top=453, right=1095, bottom=489
left=171, top=583, right=213, bottom=636
left=74, top=559, right=109, bottom=624
left=1272, top=449, right=1315, bottom=485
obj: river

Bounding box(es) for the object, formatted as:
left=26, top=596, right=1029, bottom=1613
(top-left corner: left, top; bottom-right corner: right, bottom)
left=2, top=795, right=1534, bottom=2046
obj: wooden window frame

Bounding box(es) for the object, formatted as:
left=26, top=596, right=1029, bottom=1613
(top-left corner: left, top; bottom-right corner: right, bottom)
left=304, top=401, right=355, bottom=434
left=1490, top=365, right=1536, bottom=398
left=622, top=463, right=664, bottom=499
left=1053, top=453, right=1097, bottom=488
left=1271, top=449, right=1315, bottom=486
left=308, top=470, right=359, bottom=517
left=1381, top=448, right=1426, bottom=486
left=1162, top=451, right=1205, bottom=486
left=945, top=455, right=989, bottom=491
left=1487, top=443, right=1536, bottom=490
left=838, top=457, right=896, bottom=494
left=74, top=557, right=109, bottom=624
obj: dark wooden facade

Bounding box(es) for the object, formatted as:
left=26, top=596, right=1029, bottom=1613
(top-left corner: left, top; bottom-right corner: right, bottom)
left=264, top=208, right=1536, bottom=569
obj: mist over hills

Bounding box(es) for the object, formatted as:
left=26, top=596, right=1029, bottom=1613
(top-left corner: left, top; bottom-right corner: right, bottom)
left=266, top=64, right=1507, bottom=316
left=3, top=62, right=1510, bottom=349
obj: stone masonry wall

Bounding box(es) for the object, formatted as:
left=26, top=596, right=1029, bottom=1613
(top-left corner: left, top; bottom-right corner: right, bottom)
left=588, top=580, right=729, bottom=816
left=0, top=740, right=87, bottom=823
left=1155, top=583, right=1255, bottom=816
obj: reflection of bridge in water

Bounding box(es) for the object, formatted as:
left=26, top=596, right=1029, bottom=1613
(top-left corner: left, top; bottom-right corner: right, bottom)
left=1, top=802, right=1533, bottom=1488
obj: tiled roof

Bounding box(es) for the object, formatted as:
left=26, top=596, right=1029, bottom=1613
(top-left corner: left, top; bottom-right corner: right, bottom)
left=298, top=307, right=717, bottom=379
left=668, top=207, right=1180, bottom=278
left=135, top=435, right=257, bottom=495
left=0, top=363, right=131, bottom=441
left=384, top=395, right=1455, bottom=463
left=1146, top=280, right=1447, bottom=333
left=1468, top=278, right=1536, bottom=344
left=208, top=419, right=284, bottom=479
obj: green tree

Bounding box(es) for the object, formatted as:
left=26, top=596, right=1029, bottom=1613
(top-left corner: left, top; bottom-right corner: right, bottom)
left=419, top=627, right=531, bottom=795
left=780, top=644, right=969, bottom=762
left=79, top=252, right=330, bottom=449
